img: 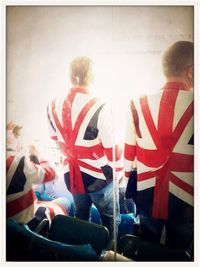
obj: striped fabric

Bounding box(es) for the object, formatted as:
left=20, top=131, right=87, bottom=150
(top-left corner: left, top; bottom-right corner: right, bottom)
left=36, top=200, right=67, bottom=221
left=47, top=87, right=123, bottom=194
left=124, top=82, right=194, bottom=220
left=6, top=150, right=66, bottom=224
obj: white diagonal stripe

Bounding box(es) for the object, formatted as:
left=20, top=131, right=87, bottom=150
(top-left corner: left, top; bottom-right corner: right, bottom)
left=137, top=177, right=156, bottom=191
left=169, top=181, right=193, bottom=206
left=171, top=171, right=193, bottom=186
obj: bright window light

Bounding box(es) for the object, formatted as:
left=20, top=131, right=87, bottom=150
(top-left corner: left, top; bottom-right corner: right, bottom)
left=6, top=6, right=193, bottom=159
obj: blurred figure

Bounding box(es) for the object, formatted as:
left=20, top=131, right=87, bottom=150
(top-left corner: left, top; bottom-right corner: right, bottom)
left=119, top=186, right=136, bottom=215
left=47, top=56, right=123, bottom=239
left=33, top=179, right=71, bottom=213
left=6, top=122, right=67, bottom=230
left=124, top=41, right=194, bottom=257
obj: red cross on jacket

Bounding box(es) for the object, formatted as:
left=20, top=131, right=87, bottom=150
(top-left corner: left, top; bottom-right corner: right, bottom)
left=48, top=87, right=123, bottom=194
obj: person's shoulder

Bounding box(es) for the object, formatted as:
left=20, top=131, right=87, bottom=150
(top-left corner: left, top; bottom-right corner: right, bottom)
left=87, top=91, right=106, bottom=107
left=136, top=91, right=161, bottom=103
left=7, top=150, right=27, bottom=165
left=47, top=94, right=66, bottom=108
left=128, top=92, right=161, bottom=110
left=179, top=89, right=194, bottom=98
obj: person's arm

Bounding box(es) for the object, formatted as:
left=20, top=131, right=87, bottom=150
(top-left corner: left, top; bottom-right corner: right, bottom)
left=47, top=102, right=58, bottom=141
left=124, top=101, right=137, bottom=185
left=26, top=145, right=57, bottom=184
left=97, top=103, right=124, bottom=181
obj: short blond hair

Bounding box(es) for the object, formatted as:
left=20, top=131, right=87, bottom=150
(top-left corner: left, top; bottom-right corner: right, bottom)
left=70, top=56, right=93, bottom=87
left=13, top=125, right=22, bottom=138
left=162, top=41, right=194, bottom=77
left=6, top=122, right=22, bottom=138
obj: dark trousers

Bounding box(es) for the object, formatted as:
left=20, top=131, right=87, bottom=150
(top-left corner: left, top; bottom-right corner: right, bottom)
left=138, top=209, right=194, bottom=259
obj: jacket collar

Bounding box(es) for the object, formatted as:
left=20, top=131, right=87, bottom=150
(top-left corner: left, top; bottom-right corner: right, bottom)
left=162, top=82, right=190, bottom=92
left=71, top=86, right=89, bottom=94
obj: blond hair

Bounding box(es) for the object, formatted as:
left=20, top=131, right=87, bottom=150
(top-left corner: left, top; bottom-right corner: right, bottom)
left=13, top=125, right=22, bottom=138
left=162, top=41, right=194, bottom=77
left=70, top=56, right=93, bottom=87
left=6, top=122, right=22, bottom=138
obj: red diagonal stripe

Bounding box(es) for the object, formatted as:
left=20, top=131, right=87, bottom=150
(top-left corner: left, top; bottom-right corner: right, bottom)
left=78, top=160, right=102, bottom=173
left=137, top=171, right=155, bottom=181
left=62, top=90, right=77, bottom=139
left=172, top=101, right=194, bottom=147
left=7, top=189, right=36, bottom=217
left=169, top=172, right=194, bottom=195
left=140, top=96, right=161, bottom=148
left=72, top=97, right=98, bottom=141
left=43, top=167, right=56, bottom=183
left=6, top=155, right=14, bottom=174
left=130, top=100, right=142, bottom=138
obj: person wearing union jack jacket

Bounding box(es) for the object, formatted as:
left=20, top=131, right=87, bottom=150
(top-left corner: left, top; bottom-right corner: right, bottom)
left=47, top=56, right=123, bottom=239
left=6, top=122, right=67, bottom=230
left=124, top=41, right=194, bottom=257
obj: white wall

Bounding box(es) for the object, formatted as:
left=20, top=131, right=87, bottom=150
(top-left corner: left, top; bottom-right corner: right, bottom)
left=6, top=5, right=194, bottom=150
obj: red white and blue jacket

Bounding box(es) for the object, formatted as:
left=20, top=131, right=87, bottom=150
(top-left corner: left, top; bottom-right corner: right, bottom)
left=6, top=150, right=67, bottom=224
left=47, top=87, right=123, bottom=194
left=124, top=82, right=194, bottom=222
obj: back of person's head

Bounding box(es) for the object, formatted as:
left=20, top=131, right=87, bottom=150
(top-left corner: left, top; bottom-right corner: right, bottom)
left=6, top=122, right=23, bottom=150
left=70, top=56, right=93, bottom=87
left=6, top=122, right=22, bottom=138
left=162, top=41, right=194, bottom=78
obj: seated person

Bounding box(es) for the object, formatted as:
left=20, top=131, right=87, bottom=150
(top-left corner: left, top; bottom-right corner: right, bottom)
left=33, top=179, right=71, bottom=213
left=6, top=122, right=67, bottom=230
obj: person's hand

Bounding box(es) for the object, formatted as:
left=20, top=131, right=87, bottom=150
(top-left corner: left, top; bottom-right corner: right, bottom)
left=118, top=176, right=128, bottom=189
left=29, top=145, right=40, bottom=157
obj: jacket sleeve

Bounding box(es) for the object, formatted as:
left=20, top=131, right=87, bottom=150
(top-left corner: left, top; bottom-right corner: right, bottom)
left=23, top=155, right=57, bottom=184
left=47, top=102, right=58, bottom=141
left=97, top=103, right=124, bottom=180
left=124, top=101, right=137, bottom=181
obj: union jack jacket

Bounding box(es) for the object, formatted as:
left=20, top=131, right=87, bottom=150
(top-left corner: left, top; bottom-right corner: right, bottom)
left=47, top=87, right=123, bottom=194
left=124, top=82, right=194, bottom=222
left=6, top=150, right=67, bottom=224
